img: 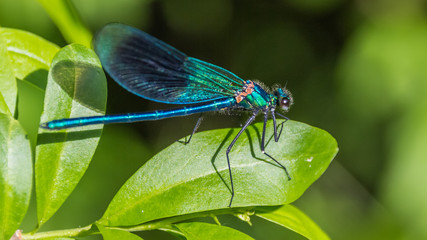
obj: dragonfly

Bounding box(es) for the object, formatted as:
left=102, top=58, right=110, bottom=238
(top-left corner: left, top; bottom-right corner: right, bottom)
left=41, top=23, right=293, bottom=207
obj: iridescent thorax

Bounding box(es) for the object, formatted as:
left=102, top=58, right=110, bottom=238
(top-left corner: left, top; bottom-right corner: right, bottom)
left=235, top=80, right=292, bottom=112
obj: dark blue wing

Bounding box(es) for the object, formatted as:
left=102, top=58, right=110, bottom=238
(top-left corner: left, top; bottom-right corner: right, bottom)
left=93, top=23, right=245, bottom=104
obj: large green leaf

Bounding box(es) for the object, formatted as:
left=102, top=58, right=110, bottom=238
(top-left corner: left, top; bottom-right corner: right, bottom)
left=99, top=120, right=338, bottom=226
left=0, top=27, right=59, bottom=90
left=35, top=43, right=107, bottom=227
left=0, top=31, right=15, bottom=115
left=98, top=224, right=143, bottom=240
left=255, top=205, right=330, bottom=240
left=0, top=113, right=32, bottom=240
left=175, top=222, right=254, bottom=240
left=0, top=27, right=59, bottom=151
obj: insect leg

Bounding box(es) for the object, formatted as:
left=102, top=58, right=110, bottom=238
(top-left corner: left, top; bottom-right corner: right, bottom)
left=178, top=114, right=204, bottom=144
left=274, top=112, right=289, bottom=141
left=226, top=110, right=258, bottom=207
left=261, top=112, right=291, bottom=180
left=271, top=110, right=279, bottom=142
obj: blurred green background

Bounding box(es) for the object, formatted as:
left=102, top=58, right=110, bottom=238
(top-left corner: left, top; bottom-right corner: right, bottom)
left=2, top=0, right=427, bottom=239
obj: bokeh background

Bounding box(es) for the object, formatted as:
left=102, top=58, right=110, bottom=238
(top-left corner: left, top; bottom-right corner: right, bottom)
left=2, top=0, right=427, bottom=239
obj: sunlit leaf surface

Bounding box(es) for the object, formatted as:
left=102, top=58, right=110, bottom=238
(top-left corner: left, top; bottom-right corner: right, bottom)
left=0, top=114, right=32, bottom=240
left=0, top=28, right=59, bottom=116
left=175, top=222, right=254, bottom=240
left=99, top=120, right=338, bottom=226
left=35, top=44, right=107, bottom=226
left=98, top=224, right=143, bottom=240
left=256, top=205, right=330, bottom=240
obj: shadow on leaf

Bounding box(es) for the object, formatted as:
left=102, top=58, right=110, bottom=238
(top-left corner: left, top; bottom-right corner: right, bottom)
left=37, top=129, right=102, bottom=145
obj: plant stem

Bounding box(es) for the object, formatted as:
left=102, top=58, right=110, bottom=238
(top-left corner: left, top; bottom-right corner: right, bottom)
left=21, top=224, right=96, bottom=239
left=21, top=208, right=253, bottom=239
left=37, top=0, right=92, bottom=47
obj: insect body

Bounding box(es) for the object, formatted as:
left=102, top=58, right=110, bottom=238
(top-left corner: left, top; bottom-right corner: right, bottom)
left=42, top=23, right=293, bottom=207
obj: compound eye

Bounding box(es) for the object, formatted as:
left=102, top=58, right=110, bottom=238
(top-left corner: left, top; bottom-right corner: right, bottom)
left=280, top=97, right=291, bottom=111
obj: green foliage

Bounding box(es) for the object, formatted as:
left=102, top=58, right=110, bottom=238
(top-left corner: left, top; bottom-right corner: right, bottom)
left=0, top=28, right=59, bottom=116
left=0, top=1, right=339, bottom=240
left=175, top=222, right=254, bottom=240
left=35, top=43, right=107, bottom=227
left=37, top=0, right=92, bottom=47
left=0, top=92, right=10, bottom=115
left=0, top=28, right=59, bottom=85
left=0, top=27, right=337, bottom=239
left=0, top=34, right=15, bottom=116
left=337, top=17, right=427, bottom=239
left=256, top=205, right=330, bottom=240
left=98, top=224, right=144, bottom=240
left=99, top=120, right=337, bottom=227
left=0, top=114, right=32, bottom=240
left=0, top=26, right=57, bottom=240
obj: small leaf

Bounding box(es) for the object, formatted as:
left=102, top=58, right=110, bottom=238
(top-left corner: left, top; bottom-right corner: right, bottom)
left=99, top=120, right=338, bottom=226
left=0, top=29, right=17, bottom=115
left=0, top=113, right=32, bottom=240
left=0, top=27, right=59, bottom=117
left=255, top=205, right=330, bottom=240
left=97, top=224, right=143, bottom=240
left=175, top=222, right=254, bottom=240
left=0, top=27, right=59, bottom=90
left=35, top=43, right=107, bottom=227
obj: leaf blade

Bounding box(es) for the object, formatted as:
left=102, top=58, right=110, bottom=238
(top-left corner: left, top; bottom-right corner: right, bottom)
left=175, top=222, right=254, bottom=240
left=0, top=29, right=18, bottom=115
left=256, top=205, right=330, bottom=240
left=0, top=27, right=60, bottom=116
left=37, top=0, right=93, bottom=47
left=98, top=225, right=144, bottom=240
left=0, top=28, right=59, bottom=87
left=0, top=113, right=32, bottom=240
left=35, top=43, right=107, bottom=226
left=99, top=120, right=338, bottom=226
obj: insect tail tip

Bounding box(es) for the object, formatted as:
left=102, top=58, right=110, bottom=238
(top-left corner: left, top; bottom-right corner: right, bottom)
left=39, top=122, right=51, bottom=130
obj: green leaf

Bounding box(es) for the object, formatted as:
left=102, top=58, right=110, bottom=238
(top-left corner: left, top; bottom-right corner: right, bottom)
left=98, top=224, right=144, bottom=240
left=0, top=27, right=59, bottom=148
left=157, top=226, right=186, bottom=239
left=255, top=205, right=330, bottom=240
left=0, top=27, right=59, bottom=91
left=0, top=29, right=18, bottom=115
left=175, top=222, right=254, bottom=240
left=99, top=120, right=338, bottom=226
left=35, top=43, right=107, bottom=227
left=37, top=0, right=92, bottom=47
left=0, top=113, right=32, bottom=240
left=0, top=91, right=10, bottom=115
